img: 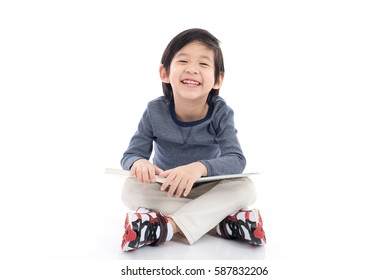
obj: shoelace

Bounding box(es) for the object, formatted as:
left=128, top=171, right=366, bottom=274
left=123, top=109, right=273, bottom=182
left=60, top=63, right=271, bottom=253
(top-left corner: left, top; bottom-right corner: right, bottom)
left=126, top=215, right=160, bottom=248
left=138, top=214, right=160, bottom=245
left=226, top=218, right=256, bottom=241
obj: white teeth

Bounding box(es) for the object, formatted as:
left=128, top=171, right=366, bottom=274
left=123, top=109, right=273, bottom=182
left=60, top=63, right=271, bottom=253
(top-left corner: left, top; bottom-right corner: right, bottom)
left=182, top=80, right=200, bottom=85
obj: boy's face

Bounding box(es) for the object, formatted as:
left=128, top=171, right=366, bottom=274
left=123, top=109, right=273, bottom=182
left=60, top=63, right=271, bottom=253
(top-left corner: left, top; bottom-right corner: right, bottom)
left=160, top=41, right=223, bottom=103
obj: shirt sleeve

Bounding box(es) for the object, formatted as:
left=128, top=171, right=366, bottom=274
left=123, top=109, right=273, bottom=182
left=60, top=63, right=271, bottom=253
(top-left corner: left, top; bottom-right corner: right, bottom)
left=120, top=106, right=154, bottom=171
left=200, top=105, right=246, bottom=176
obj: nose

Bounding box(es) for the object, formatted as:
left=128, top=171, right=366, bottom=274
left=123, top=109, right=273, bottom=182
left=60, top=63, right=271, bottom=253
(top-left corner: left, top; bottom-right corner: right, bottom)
left=185, top=65, right=198, bottom=74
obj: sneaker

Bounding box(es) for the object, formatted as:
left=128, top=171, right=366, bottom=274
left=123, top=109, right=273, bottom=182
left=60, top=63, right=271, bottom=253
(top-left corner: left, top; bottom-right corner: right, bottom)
left=121, top=207, right=173, bottom=251
left=216, top=209, right=266, bottom=246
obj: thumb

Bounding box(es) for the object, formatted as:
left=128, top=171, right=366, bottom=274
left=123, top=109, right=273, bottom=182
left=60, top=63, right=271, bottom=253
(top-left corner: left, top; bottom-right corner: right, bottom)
left=158, top=169, right=172, bottom=178
left=154, top=166, right=164, bottom=175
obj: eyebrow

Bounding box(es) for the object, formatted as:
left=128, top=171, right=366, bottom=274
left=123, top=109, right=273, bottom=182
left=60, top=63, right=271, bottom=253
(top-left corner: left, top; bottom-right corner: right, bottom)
left=176, top=53, right=213, bottom=62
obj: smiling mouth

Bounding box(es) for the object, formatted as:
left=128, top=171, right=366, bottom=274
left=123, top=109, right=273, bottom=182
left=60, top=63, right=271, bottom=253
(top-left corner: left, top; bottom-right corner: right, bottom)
left=181, top=79, right=201, bottom=86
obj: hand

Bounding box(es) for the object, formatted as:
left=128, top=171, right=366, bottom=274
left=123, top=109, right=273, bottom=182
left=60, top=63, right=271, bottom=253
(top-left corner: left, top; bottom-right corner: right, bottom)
left=159, top=162, right=207, bottom=197
left=131, top=159, right=163, bottom=184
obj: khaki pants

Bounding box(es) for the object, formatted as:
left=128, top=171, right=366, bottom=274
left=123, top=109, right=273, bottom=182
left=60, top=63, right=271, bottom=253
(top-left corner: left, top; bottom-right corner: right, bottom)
left=121, top=177, right=257, bottom=245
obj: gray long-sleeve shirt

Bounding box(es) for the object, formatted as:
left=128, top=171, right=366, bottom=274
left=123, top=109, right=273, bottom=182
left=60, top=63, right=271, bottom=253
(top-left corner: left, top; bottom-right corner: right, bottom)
left=120, top=95, right=246, bottom=176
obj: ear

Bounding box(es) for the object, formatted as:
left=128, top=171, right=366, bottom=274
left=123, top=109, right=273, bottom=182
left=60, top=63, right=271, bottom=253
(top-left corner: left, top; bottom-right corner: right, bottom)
left=212, top=72, right=224, bottom=89
left=159, top=65, right=170, bottom=83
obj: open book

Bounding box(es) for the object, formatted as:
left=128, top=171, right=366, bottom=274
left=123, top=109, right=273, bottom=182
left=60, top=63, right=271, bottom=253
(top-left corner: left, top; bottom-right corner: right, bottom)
left=105, top=168, right=259, bottom=184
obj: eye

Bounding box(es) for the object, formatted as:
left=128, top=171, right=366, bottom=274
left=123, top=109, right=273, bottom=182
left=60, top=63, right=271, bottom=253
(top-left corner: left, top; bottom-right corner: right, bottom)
left=200, top=62, right=211, bottom=67
left=177, top=60, right=188, bottom=64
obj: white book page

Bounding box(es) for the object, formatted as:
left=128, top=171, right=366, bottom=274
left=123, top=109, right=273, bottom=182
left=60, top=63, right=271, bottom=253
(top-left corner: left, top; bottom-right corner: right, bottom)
left=105, top=168, right=259, bottom=183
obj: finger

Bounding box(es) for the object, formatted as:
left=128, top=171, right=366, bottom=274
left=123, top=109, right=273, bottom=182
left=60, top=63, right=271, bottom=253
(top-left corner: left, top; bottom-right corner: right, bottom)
left=130, top=165, right=137, bottom=177
left=161, top=173, right=174, bottom=191
left=159, top=169, right=173, bottom=178
left=174, top=186, right=185, bottom=198
left=174, top=185, right=184, bottom=198
left=154, top=166, right=164, bottom=175
left=132, top=166, right=141, bottom=182
left=175, top=178, right=189, bottom=198
left=161, top=170, right=176, bottom=191
left=183, top=180, right=195, bottom=197
left=148, top=166, right=156, bottom=182
left=141, top=167, right=150, bottom=183
left=167, top=177, right=182, bottom=197
left=167, top=181, right=178, bottom=197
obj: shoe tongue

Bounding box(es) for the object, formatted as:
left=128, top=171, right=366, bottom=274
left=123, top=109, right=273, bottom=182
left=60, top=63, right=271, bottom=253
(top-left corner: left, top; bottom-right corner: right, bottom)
left=152, top=212, right=168, bottom=246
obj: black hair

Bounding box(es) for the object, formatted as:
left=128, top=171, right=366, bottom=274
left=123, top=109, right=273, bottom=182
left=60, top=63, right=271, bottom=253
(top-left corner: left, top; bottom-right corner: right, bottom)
left=160, top=28, right=225, bottom=100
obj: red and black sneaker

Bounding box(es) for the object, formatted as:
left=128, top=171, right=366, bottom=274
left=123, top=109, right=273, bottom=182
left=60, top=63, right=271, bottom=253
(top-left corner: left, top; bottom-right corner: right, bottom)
left=217, top=209, right=266, bottom=246
left=121, top=208, right=173, bottom=251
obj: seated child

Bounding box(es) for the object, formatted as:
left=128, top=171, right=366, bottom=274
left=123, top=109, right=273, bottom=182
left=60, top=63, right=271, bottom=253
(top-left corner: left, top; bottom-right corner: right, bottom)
left=120, top=28, right=266, bottom=250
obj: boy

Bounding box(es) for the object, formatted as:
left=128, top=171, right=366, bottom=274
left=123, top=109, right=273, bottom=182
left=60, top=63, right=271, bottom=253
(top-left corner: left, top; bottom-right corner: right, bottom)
left=120, top=28, right=266, bottom=251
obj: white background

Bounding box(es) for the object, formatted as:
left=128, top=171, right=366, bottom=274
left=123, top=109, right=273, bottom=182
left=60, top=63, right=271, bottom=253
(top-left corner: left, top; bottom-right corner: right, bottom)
left=1, top=0, right=388, bottom=278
